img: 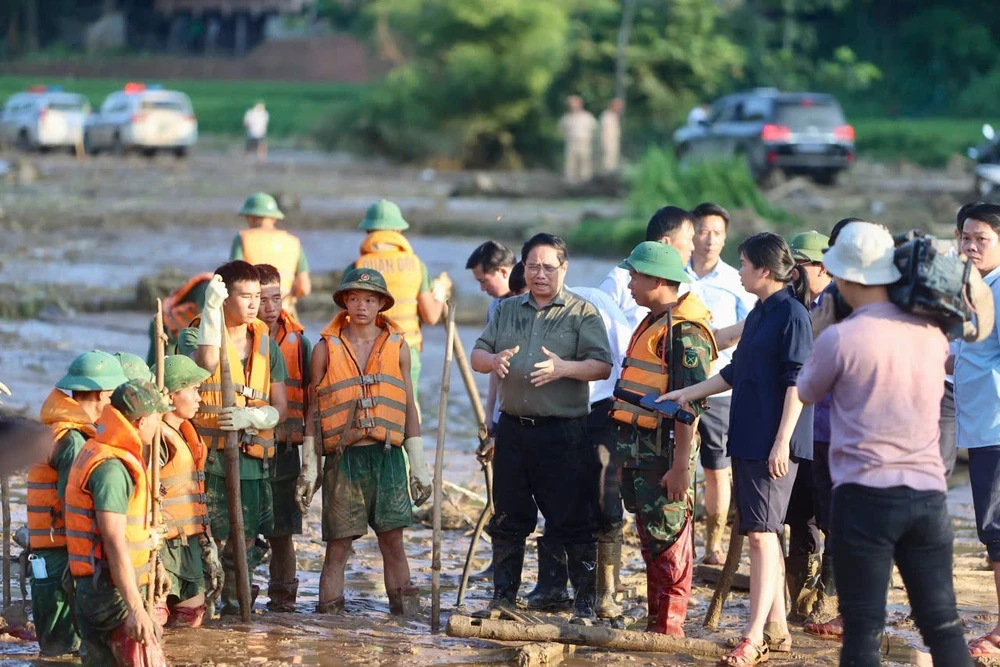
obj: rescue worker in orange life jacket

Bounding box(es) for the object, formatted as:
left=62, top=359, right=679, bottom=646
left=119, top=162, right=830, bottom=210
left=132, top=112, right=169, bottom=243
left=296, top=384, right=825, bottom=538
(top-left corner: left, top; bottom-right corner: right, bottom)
left=158, top=355, right=224, bottom=628
left=145, top=273, right=213, bottom=365
left=175, top=260, right=288, bottom=616
left=255, top=263, right=312, bottom=612
left=66, top=380, right=172, bottom=667
left=348, top=200, right=452, bottom=405
left=231, top=193, right=311, bottom=315
left=28, top=351, right=129, bottom=657
left=295, top=268, right=431, bottom=616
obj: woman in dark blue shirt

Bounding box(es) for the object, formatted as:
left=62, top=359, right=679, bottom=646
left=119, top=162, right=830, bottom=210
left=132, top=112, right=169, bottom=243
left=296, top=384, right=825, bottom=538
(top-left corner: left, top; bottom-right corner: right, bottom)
left=661, top=232, right=813, bottom=666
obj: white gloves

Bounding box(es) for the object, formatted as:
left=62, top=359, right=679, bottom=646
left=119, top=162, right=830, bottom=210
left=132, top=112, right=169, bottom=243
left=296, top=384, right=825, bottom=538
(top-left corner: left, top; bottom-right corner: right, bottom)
left=403, top=437, right=432, bottom=507
left=295, top=436, right=321, bottom=514
left=430, top=273, right=452, bottom=304
left=196, top=275, right=229, bottom=347
left=218, top=405, right=280, bottom=432
left=0, top=381, right=10, bottom=405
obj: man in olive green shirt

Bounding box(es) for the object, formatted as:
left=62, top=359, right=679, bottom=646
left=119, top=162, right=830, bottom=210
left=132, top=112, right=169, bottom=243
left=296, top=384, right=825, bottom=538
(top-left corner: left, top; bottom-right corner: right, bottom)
left=471, top=233, right=613, bottom=622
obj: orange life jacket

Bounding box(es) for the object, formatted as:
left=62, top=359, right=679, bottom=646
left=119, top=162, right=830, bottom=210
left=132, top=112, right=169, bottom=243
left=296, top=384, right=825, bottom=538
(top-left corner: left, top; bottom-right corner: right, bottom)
left=27, top=390, right=98, bottom=550
left=355, top=230, right=425, bottom=351
left=160, top=420, right=208, bottom=540
left=65, top=407, right=153, bottom=586
left=239, top=229, right=302, bottom=298
left=611, top=293, right=718, bottom=430
left=163, top=273, right=213, bottom=342
left=274, top=310, right=306, bottom=445
left=191, top=318, right=275, bottom=461
left=316, top=311, right=407, bottom=453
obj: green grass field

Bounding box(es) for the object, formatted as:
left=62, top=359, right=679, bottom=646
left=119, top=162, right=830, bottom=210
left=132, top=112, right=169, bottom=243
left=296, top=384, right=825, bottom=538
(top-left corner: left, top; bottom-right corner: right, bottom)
left=0, top=76, right=366, bottom=138
left=853, top=117, right=995, bottom=166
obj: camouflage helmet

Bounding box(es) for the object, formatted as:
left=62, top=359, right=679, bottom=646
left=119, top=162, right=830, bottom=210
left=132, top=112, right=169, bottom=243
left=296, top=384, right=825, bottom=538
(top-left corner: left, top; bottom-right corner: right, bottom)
left=334, top=268, right=395, bottom=312
left=56, top=351, right=130, bottom=392
left=358, top=199, right=409, bottom=231
left=239, top=192, right=284, bottom=220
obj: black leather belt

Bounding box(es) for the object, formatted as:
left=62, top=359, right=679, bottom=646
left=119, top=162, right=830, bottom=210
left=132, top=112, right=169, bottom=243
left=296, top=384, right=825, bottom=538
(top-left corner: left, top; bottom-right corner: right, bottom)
left=500, top=413, right=566, bottom=427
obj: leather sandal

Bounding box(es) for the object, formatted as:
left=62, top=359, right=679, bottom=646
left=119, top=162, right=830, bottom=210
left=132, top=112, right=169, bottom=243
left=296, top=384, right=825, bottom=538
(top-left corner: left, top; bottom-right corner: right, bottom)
left=720, top=637, right=769, bottom=666
left=726, top=627, right=790, bottom=653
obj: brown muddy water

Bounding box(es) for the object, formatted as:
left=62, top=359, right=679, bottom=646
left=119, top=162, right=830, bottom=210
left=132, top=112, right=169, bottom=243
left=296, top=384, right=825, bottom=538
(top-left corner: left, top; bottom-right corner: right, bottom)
left=0, top=152, right=995, bottom=665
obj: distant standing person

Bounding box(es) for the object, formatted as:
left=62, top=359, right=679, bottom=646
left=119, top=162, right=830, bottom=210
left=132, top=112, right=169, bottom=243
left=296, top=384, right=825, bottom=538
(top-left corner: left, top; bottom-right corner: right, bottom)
left=687, top=104, right=709, bottom=126
left=600, top=99, right=624, bottom=174
left=244, top=101, right=269, bottom=162
left=559, top=95, right=598, bottom=184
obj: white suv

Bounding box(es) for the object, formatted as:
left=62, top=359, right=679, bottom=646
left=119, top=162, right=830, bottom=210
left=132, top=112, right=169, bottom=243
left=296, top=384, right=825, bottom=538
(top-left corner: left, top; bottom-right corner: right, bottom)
left=0, top=87, right=90, bottom=152
left=85, top=84, right=198, bottom=157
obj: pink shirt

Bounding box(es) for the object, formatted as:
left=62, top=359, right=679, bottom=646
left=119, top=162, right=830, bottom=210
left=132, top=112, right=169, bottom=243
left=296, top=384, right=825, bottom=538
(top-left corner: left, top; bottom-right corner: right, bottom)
left=797, top=302, right=948, bottom=492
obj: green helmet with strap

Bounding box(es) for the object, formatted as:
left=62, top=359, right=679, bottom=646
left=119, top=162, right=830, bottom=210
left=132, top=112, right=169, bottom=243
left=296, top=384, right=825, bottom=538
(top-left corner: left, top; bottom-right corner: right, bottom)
left=239, top=192, right=285, bottom=220
left=359, top=199, right=409, bottom=231
left=56, top=351, right=130, bottom=392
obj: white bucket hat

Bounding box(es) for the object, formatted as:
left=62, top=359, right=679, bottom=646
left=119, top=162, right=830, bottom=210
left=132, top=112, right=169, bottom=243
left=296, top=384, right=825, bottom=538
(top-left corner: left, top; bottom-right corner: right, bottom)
left=822, top=222, right=902, bottom=286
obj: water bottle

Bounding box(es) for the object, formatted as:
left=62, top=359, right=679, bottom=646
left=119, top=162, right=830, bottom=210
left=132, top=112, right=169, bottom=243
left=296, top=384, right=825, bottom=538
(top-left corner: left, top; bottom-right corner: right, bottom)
left=28, top=553, right=47, bottom=580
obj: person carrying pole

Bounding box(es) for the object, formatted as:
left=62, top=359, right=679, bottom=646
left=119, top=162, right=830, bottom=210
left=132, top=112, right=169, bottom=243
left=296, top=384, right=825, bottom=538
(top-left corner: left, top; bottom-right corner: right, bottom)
left=65, top=380, right=172, bottom=667
left=612, top=242, right=716, bottom=636
left=176, top=261, right=288, bottom=616
left=295, top=268, right=429, bottom=616
left=28, top=351, right=129, bottom=657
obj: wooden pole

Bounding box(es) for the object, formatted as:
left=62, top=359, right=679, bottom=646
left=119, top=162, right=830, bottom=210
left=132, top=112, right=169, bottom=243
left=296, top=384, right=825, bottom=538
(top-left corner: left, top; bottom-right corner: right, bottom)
left=220, top=324, right=252, bottom=622
left=456, top=438, right=493, bottom=607
left=447, top=615, right=726, bottom=659
left=431, top=302, right=457, bottom=634
left=703, top=509, right=743, bottom=630
left=1, top=477, right=9, bottom=607
left=146, top=299, right=166, bottom=614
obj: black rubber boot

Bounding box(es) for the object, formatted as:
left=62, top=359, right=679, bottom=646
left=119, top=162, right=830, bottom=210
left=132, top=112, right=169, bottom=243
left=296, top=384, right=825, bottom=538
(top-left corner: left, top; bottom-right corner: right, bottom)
left=473, top=540, right=525, bottom=618
left=525, top=536, right=572, bottom=611
left=565, top=542, right=597, bottom=624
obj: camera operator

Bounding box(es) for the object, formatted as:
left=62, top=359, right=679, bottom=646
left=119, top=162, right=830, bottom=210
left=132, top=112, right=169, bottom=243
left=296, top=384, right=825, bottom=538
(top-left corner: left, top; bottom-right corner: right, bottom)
left=954, top=203, right=1000, bottom=658
left=798, top=222, right=970, bottom=667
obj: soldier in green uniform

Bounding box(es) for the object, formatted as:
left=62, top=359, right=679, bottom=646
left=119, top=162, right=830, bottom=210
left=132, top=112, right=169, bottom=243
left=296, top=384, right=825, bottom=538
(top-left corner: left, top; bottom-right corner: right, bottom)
left=609, top=242, right=717, bottom=637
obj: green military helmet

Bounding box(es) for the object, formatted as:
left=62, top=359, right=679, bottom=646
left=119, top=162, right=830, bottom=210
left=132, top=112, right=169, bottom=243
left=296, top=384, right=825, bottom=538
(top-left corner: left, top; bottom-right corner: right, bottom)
left=789, top=230, right=830, bottom=263
left=114, top=352, right=154, bottom=383
left=162, top=355, right=212, bottom=395
left=334, top=268, right=395, bottom=311
left=239, top=192, right=285, bottom=220
left=111, top=380, right=173, bottom=421
left=56, top=351, right=130, bottom=392
left=358, top=199, right=409, bottom=231
left=619, top=241, right=692, bottom=284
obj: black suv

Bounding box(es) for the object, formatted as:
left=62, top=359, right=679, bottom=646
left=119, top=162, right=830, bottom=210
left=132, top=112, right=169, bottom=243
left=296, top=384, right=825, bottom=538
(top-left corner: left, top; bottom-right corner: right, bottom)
left=673, top=88, right=855, bottom=185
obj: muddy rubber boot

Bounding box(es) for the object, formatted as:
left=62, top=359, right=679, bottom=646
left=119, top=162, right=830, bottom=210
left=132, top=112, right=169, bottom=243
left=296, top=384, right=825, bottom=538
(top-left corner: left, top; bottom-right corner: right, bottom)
left=646, top=519, right=692, bottom=637
left=316, top=597, right=345, bottom=615
left=702, top=513, right=726, bottom=565
left=389, top=585, right=421, bottom=617
left=219, top=550, right=240, bottom=617
left=525, top=535, right=572, bottom=611
left=786, top=552, right=820, bottom=623
left=806, top=550, right=838, bottom=624
left=565, top=542, right=598, bottom=624
left=469, top=561, right=493, bottom=583
left=595, top=541, right=622, bottom=619
left=266, top=579, right=299, bottom=613
left=473, top=539, right=525, bottom=619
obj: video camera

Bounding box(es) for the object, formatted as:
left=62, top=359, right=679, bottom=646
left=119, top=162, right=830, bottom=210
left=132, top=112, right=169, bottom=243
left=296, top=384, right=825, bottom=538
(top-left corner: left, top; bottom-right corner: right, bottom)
left=826, top=230, right=987, bottom=341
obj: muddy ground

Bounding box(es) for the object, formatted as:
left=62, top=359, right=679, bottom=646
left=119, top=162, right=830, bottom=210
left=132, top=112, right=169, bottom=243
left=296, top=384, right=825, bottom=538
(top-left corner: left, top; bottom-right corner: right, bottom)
left=0, top=148, right=994, bottom=666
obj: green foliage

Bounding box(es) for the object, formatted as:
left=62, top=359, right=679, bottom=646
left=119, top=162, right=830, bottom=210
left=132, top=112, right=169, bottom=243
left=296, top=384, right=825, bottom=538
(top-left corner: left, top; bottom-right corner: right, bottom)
left=0, top=76, right=364, bottom=139
left=853, top=117, right=990, bottom=167
left=569, top=148, right=795, bottom=258
left=313, top=0, right=571, bottom=167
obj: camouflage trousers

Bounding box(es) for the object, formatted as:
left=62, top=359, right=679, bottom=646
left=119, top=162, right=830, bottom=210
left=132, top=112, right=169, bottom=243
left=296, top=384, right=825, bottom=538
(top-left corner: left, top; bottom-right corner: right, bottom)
left=617, top=424, right=698, bottom=560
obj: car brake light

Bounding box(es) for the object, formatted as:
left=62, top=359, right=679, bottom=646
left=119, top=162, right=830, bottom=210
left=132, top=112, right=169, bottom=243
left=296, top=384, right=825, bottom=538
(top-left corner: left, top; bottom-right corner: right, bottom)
left=761, top=124, right=791, bottom=142
left=766, top=150, right=778, bottom=164
left=834, top=125, right=855, bottom=142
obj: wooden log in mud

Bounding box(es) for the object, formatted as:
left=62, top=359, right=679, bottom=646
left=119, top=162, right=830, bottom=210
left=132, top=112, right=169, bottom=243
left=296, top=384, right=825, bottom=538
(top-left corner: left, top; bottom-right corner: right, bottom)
left=515, top=641, right=575, bottom=667
left=446, top=615, right=726, bottom=659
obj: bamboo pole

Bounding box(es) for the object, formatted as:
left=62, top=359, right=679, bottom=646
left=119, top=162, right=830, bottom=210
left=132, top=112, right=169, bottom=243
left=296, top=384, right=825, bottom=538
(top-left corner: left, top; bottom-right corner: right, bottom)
left=703, top=509, right=743, bottom=630
left=145, top=299, right=166, bottom=614
left=432, top=302, right=457, bottom=634
left=220, top=324, right=252, bottom=622
left=2, top=477, right=9, bottom=608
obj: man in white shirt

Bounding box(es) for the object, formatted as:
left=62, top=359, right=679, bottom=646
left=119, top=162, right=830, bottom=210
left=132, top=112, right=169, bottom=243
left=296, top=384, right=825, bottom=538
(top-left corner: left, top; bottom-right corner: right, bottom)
left=687, top=202, right=756, bottom=565
left=600, top=99, right=624, bottom=175
left=243, top=101, right=269, bottom=163
left=559, top=95, right=598, bottom=184
left=599, top=206, right=696, bottom=331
